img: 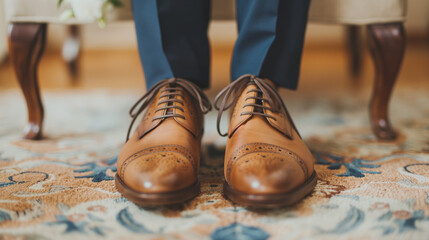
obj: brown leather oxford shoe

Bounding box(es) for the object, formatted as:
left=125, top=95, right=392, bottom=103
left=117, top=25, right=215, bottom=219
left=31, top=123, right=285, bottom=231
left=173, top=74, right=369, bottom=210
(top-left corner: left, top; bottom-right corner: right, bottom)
left=214, top=74, right=317, bottom=207
left=116, top=78, right=211, bottom=206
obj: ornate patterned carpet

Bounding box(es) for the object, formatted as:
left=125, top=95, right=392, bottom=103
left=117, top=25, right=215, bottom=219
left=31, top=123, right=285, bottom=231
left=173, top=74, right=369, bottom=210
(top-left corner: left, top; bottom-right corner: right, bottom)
left=0, top=88, right=428, bottom=240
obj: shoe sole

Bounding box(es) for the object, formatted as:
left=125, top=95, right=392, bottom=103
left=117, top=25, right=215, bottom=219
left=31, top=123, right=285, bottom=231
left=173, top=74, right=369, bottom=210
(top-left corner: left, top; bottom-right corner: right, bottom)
left=115, top=174, right=200, bottom=206
left=223, top=171, right=318, bottom=208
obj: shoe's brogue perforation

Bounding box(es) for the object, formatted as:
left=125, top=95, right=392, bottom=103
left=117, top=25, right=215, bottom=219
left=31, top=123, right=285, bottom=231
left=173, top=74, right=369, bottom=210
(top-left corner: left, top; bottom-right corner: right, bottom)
left=119, top=144, right=196, bottom=178
left=226, top=143, right=309, bottom=183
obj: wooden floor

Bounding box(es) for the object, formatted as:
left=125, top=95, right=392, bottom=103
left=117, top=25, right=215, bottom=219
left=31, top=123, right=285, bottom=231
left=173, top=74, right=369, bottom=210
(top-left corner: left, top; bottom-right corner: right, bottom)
left=1, top=41, right=428, bottom=98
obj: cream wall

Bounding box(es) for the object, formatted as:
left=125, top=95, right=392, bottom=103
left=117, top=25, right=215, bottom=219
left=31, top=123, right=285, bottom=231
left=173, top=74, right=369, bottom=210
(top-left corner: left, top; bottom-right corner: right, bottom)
left=49, top=0, right=429, bottom=51
left=0, top=1, right=7, bottom=63
left=1, top=0, right=429, bottom=53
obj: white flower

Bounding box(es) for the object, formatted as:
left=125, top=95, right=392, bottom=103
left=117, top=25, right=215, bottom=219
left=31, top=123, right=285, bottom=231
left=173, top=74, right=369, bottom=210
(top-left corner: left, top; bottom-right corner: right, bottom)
left=59, top=0, right=117, bottom=27
left=68, top=0, right=105, bottom=22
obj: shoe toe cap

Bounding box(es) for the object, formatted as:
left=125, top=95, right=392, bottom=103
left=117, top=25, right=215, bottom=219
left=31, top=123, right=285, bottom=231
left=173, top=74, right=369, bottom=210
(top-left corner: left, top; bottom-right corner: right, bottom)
left=120, top=152, right=196, bottom=194
left=228, top=152, right=307, bottom=194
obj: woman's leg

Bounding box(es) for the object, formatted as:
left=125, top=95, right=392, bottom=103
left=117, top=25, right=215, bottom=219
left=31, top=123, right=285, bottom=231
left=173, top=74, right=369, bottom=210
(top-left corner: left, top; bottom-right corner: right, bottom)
left=231, top=0, right=311, bottom=89
left=132, top=0, right=211, bottom=89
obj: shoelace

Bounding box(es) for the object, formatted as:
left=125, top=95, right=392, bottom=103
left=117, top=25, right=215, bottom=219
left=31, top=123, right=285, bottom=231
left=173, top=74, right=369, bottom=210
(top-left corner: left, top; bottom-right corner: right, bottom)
left=126, top=78, right=212, bottom=141
left=214, top=74, right=290, bottom=137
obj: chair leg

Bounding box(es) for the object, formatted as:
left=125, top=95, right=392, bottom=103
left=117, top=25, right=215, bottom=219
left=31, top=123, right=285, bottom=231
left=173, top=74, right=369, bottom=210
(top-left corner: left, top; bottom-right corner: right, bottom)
left=367, top=23, right=405, bottom=140
left=8, top=23, right=47, bottom=140
left=62, top=25, right=81, bottom=80
left=346, top=25, right=363, bottom=79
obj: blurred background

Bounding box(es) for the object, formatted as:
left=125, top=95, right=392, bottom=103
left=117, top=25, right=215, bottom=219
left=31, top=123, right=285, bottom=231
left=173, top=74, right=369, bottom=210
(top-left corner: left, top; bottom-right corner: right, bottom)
left=1, top=2, right=429, bottom=237
left=0, top=0, right=428, bottom=97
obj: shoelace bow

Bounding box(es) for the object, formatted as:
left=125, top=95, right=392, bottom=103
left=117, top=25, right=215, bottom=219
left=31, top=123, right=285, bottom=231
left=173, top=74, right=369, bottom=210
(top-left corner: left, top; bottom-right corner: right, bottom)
left=214, top=74, right=290, bottom=137
left=126, top=78, right=212, bottom=141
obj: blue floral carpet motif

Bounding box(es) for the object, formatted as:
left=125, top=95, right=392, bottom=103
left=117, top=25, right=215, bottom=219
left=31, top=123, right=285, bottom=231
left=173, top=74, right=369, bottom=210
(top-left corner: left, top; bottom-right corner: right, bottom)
left=0, top=89, right=428, bottom=240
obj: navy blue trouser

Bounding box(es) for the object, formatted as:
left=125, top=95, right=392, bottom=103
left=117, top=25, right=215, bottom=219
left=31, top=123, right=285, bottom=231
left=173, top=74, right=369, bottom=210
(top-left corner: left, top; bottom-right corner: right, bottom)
left=132, top=0, right=311, bottom=90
